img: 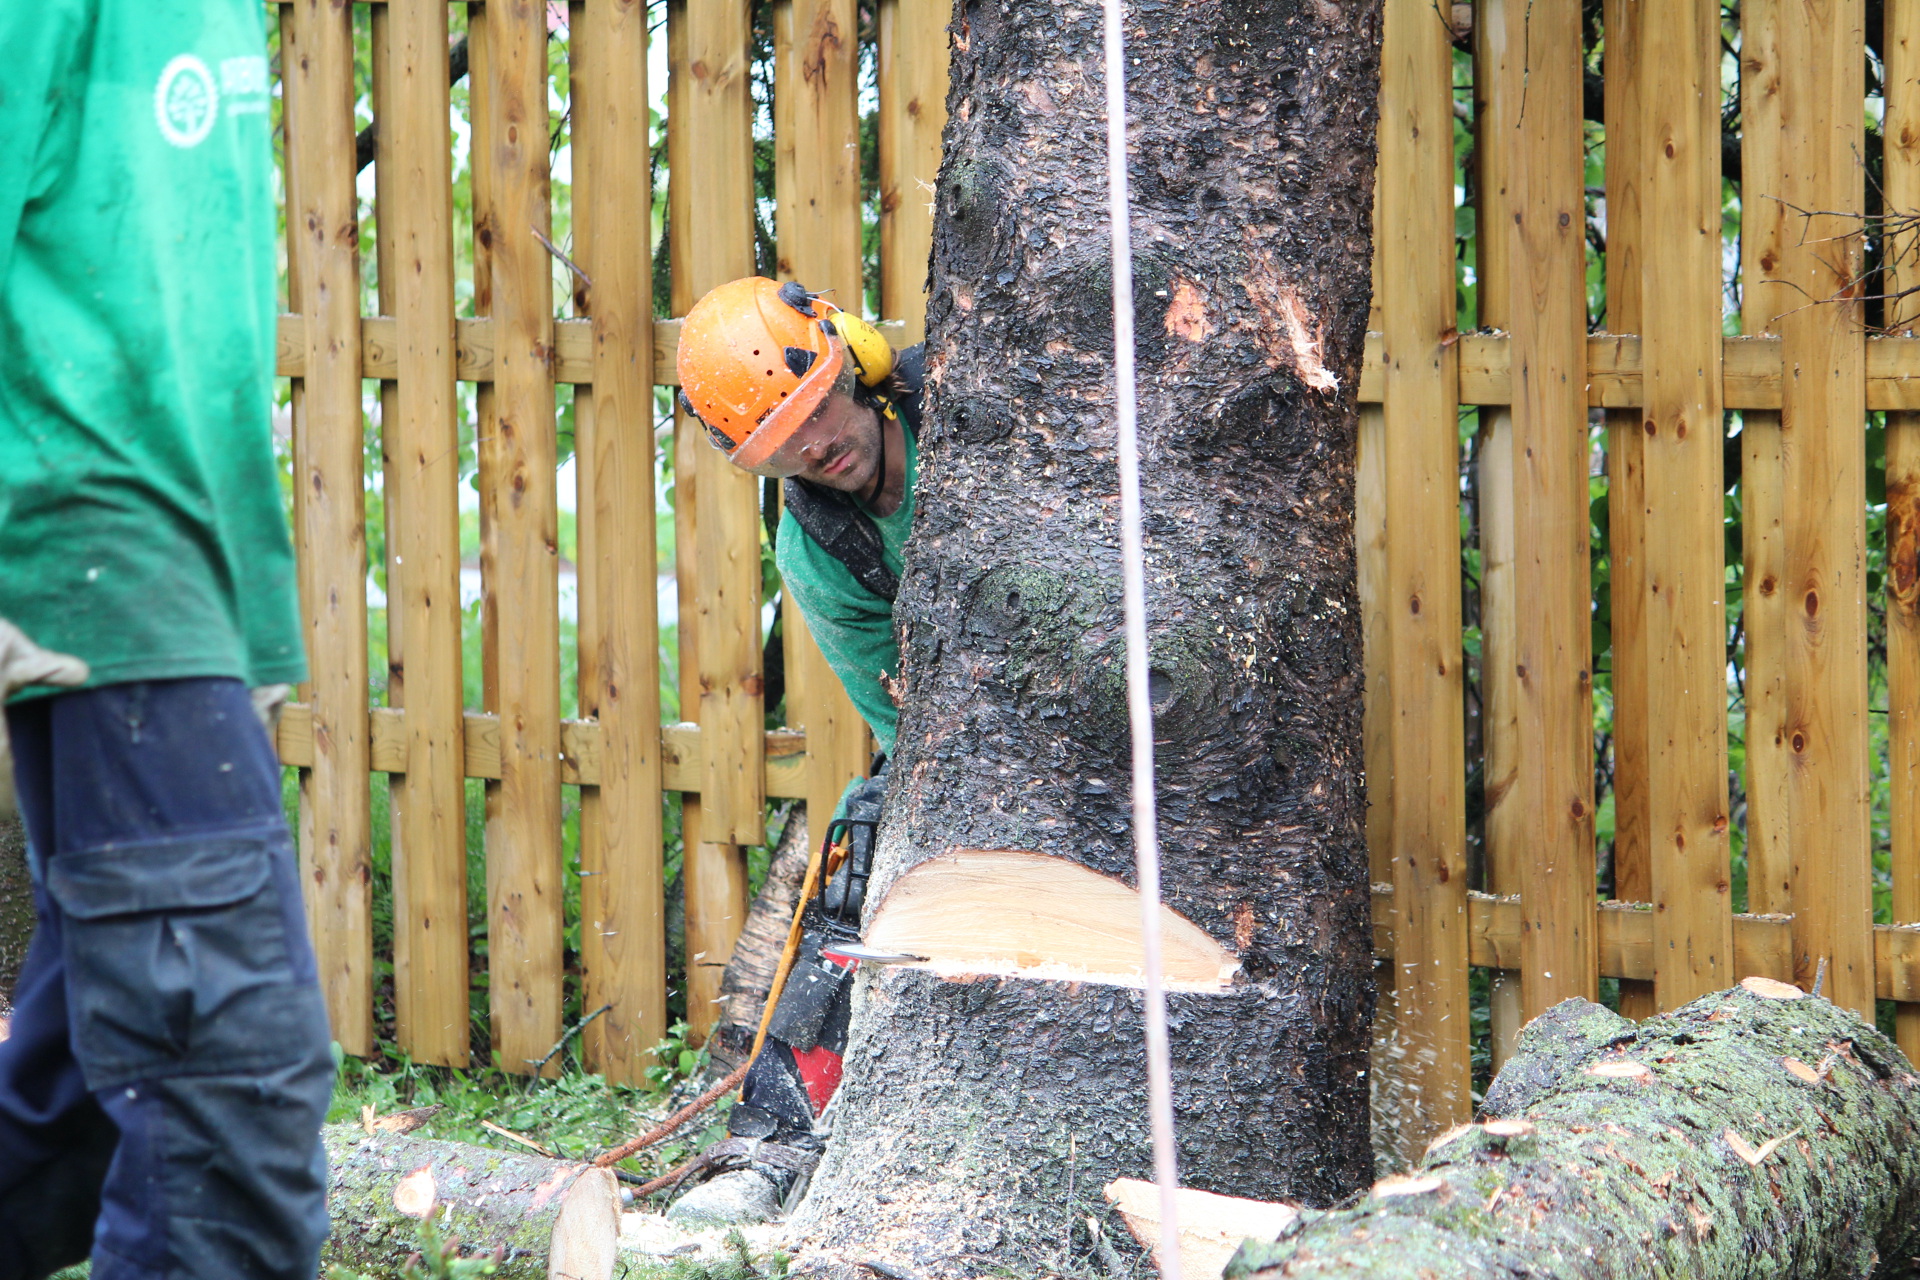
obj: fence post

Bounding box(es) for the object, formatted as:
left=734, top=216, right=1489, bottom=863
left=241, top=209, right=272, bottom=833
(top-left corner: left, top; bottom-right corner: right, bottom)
left=1602, top=0, right=1655, bottom=1022
left=1742, top=0, right=1875, bottom=1016
left=1505, top=0, right=1598, bottom=1018
left=282, top=0, right=373, bottom=1056
left=374, top=0, right=470, bottom=1069
left=1637, top=0, right=1734, bottom=1011
left=877, top=0, right=949, bottom=344
left=776, top=0, right=873, bottom=839
left=1885, top=0, right=1920, bottom=1059
left=475, top=0, right=565, bottom=1075
left=668, top=0, right=759, bottom=1044
left=1378, top=0, right=1471, bottom=1142
left=1473, top=0, right=1523, bottom=1068
left=575, top=0, right=669, bottom=1082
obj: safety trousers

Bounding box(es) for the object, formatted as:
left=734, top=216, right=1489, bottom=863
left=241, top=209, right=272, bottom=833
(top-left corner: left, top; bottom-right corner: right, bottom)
left=0, top=679, right=333, bottom=1280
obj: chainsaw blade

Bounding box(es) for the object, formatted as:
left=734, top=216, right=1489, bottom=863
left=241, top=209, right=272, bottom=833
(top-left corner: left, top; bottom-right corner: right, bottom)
left=819, top=941, right=928, bottom=965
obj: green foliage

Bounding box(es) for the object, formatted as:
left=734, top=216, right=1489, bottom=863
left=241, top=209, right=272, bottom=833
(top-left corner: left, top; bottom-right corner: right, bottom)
left=626, top=1230, right=791, bottom=1280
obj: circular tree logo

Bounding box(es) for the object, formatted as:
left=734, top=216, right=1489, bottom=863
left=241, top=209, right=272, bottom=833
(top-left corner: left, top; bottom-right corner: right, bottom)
left=154, top=55, right=219, bottom=148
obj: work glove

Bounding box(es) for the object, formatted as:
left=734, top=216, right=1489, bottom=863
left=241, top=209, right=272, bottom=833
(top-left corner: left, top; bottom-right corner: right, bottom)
left=0, top=618, right=89, bottom=814
left=250, top=682, right=292, bottom=737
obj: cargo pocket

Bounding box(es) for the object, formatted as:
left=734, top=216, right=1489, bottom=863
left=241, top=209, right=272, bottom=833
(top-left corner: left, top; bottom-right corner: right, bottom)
left=47, top=834, right=328, bottom=1091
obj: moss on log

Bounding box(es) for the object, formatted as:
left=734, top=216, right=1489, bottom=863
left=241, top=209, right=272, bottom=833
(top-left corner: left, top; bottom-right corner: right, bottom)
left=1226, top=980, right=1920, bottom=1278
left=322, top=1126, right=619, bottom=1280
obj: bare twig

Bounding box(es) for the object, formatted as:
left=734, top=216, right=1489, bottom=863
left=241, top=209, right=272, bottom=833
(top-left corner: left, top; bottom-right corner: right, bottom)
left=532, top=227, right=593, bottom=292
left=592, top=1061, right=750, bottom=1168
left=527, top=1001, right=612, bottom=1075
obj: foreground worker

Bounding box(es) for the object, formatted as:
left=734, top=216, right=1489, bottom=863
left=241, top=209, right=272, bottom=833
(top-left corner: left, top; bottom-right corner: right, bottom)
left=675, top=278, right=924, bottom=1189
left=0, top=4, right=332, bottom=1277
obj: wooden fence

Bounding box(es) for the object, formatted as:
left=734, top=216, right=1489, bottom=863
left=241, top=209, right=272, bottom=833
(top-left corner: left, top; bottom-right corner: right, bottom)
left=270, top=0, right=1920, bottom=1146
left=272, top=0, right=947, bottom=1084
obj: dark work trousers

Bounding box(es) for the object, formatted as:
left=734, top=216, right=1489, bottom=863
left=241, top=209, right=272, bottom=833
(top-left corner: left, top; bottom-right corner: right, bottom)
left=0, top=679, right=333, bottom=1280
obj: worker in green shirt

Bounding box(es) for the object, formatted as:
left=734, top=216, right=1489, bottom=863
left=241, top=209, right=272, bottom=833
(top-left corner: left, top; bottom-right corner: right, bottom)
left=673, top=277, right=921, bottom=1171
left=0, top=2, right=333, bottom=1277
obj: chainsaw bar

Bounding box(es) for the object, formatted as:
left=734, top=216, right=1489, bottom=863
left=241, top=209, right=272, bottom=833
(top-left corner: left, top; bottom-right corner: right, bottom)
left=819, top=941, right=928, bottom=965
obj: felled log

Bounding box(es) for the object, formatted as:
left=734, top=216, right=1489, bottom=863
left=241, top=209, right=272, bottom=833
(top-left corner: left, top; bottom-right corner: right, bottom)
left=322, top=1125, right=620, bottom=1280
left=1226, top=979, right=1920, bottom=1279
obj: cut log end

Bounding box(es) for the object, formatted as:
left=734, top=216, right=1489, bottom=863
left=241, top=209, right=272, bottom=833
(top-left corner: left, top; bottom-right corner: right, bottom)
left=865, top=849, right=1241, bottom=993
left=1105, top=1178, right=1298, bottom=1280
left=1740, top=975, right=1805, bottom=1000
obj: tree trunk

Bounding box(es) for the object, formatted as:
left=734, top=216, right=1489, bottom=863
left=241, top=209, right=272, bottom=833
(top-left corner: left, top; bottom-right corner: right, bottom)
left=322, top=1126, right=621, bottom=1280
left=706, top=807, right=810, bottom=1077
left=0, top=809, right=33, bottom=1016
left=792, top=2, right=1384, bottom=1273
left=1226, top=980, right=1920, bottom=1279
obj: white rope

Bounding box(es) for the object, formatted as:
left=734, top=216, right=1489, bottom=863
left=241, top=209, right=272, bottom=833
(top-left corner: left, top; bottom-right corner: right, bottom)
left=1100, top=3, right=1183, bottom=1277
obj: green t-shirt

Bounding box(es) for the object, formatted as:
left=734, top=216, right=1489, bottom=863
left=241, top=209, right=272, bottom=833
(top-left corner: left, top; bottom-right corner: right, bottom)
left=776, top=423, right=919, bottom=759
left=0, top=0, right=305, bottom=695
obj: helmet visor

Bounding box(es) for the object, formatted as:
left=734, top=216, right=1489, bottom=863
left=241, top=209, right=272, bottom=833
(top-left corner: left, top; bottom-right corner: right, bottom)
left=732, top=361, right=861, bottom=479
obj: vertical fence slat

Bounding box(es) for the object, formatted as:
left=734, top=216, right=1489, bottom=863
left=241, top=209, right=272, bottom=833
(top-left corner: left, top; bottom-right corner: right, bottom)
left=877, top=0, right=949, bottom=341
left=376, top=0, right=469, bottom=1069
left=1473, top=0, right=1522, bottom=1069
left=669, top=0, right=758, bottom=1042
left=283, top=0, right=373, bottom=1056
left=776, top=0, right=873, bottom=832
left=1603, top=0, right=1655, bottom=1021
left=1764, top=0, right=1875, bottom=1015
left=1378, top=0, right=1471, bottom=1141
left=1638, top=0, right=1734, bottom=1011
left=1738, top=0, right=1794, bottom=918
left=1508, top=0, right=1597, bottom=1018
left=1885, top=0, right=1920, bottom=1058
left=574, top=0, right=668, bottom=1082
left=477, top=0, right=565, bottom=1074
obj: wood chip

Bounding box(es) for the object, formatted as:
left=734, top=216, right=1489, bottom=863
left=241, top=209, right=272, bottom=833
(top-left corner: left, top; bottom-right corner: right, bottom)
left=1424, top=1123, right=1473, bottom=1156
left=1588, top=1060, right=1653, bottom=1080
left=1740, top=976, right=1804, bottom=1000
left=361, top=1104, right=377, bottom=1136
left=1481, top=1119, right=1535, bottom=1139
left=1751, top=1130, right=1800, bottom=1164
left=370, top=1105, right=444, bottom=1135
left=1724, top=1128, right=1761, bottom=1165
left=393, top=1164, right=437, bottom=1219
left=1781, top=1056, right=1821, bottom=1084
left=1373, top=1174, right=1445, bottom=1198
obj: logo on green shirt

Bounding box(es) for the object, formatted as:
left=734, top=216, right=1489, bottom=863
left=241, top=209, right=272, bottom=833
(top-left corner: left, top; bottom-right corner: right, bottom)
left=155, top=55, right=218, bottom=148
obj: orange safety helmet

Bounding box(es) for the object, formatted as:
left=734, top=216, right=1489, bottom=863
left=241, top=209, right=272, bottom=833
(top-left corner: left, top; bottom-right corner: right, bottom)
left=677, top=277, right=849, bottom=474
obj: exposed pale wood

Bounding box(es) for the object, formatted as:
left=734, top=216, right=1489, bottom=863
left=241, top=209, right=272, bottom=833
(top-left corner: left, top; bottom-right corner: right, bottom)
left=1603, top=0, right=1654, bottom=1022
left=1104, top=1178, right=1298, bottom=1280
left=1738, top=1, right=1793, bottom=918
left=573, top=0, right=668, bottom=1083
left=1637, top=0, right=1734, bottom=1011
left=1377, top=0, right=1472, bottom=1139
left=876, top=0, right=948, bottom=345
left=1749, top=0, right=1876, bottom=1016
left=282, top=0, right=373, bottom=1056
left=775, top=0, right=875, bottom=835
left=375, top=0, right=468, bottom=1069
left=1887, top=0, right=1920, bottom=1059
left=864, top=850, right=1240, bottom=992
left=1473, top=0, right=1521, bottom=1071
left=1505, top=0, right=1596, bottom=1020
left=477, top=0, right=564, bottom=1075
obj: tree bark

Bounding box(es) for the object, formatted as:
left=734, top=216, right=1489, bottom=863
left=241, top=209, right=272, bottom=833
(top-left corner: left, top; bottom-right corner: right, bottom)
left=706, top=807, right=810, bottom=1077
left=0, top=810, right=33, bottom=1015
left=322, top=1126, right=621, bottom=1280
left=1226, top=980, right=1920, bottom=1279
left=792, top=2, right=1384, bottom=1273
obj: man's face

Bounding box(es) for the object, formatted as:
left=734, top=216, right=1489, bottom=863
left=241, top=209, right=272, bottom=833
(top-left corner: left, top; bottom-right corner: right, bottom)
left=787, top=391, right=883, bottom=494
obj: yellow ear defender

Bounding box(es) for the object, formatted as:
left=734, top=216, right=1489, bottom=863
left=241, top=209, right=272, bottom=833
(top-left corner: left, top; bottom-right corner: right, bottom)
left=825, top=310, right=895, bottom=388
